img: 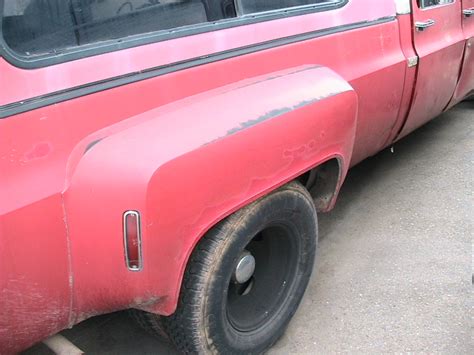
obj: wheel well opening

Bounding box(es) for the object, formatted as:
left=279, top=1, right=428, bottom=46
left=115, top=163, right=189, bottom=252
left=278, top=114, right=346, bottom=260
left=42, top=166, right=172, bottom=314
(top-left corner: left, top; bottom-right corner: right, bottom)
left=298, top=158, right=341, bottom=211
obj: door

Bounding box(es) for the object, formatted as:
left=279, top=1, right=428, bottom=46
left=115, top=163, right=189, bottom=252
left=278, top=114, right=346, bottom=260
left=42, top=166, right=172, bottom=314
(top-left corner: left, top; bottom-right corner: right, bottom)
left=400, top=0, right=465, bottom=137
left=451, top=0, right=474, bottom=102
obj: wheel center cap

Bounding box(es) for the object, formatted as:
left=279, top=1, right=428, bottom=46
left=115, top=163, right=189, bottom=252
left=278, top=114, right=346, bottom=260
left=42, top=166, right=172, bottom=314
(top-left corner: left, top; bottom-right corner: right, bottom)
left=232, top=251, right=256, bottom=284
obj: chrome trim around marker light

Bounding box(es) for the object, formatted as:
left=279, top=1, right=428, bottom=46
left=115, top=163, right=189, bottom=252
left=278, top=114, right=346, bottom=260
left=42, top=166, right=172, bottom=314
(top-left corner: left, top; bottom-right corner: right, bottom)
left=123, top=210, right=143, bottom=272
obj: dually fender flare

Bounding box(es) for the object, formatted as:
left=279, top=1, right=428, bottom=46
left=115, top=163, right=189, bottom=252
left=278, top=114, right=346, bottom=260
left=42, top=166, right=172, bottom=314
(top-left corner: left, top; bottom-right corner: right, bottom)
left=63, top=65, right=358, bottom=319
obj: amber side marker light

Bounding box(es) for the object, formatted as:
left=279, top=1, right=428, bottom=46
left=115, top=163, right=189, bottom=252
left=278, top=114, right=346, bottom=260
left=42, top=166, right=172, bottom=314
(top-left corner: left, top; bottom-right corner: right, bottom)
left=123, top=210, right=143, bottom=271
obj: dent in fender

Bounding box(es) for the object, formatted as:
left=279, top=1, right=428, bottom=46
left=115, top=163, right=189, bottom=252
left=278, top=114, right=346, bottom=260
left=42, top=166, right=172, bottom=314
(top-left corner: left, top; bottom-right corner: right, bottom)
left=63, top=65, right=358, bottom=319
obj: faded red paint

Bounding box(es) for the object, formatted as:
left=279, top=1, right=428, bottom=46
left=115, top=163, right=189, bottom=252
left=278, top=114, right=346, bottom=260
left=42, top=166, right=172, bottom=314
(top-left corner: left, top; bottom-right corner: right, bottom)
left=0, top=0, right=472, bottom=352
left=398, top=0, right=466, bottom=138
left=450, top=0, right=474, bottom=105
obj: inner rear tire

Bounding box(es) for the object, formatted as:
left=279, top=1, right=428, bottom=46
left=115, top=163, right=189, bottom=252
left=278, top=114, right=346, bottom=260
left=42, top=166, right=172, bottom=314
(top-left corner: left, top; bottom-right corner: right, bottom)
left=152, top=182, right=317, bottom=354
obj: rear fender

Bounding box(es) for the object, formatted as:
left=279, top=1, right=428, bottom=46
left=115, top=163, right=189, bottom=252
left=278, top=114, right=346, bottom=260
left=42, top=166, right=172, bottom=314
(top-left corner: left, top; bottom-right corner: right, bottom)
left=64, top=65, right=358, bottom=320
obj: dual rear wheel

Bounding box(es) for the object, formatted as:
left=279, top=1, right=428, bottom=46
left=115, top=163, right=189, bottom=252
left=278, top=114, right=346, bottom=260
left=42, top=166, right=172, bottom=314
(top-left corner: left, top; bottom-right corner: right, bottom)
left=135, top=182, right=318, bottom=354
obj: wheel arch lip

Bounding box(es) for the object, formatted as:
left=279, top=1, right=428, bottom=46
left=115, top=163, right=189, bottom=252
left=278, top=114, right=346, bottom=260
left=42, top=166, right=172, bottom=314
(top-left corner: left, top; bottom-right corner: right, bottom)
left=149, top=152, right=348, bottom=316
left=62, top=65, right=358, bottom=319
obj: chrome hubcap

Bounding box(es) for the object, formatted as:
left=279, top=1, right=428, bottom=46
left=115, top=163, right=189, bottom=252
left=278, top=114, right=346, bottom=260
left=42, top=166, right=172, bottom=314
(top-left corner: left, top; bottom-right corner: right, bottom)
left=232, top=251, right=256, bottom=284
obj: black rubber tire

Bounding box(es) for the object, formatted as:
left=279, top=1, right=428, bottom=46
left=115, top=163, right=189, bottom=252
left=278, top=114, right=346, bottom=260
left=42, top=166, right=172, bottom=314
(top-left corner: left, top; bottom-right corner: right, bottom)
left=153, top=182, right=318, bottom=354
left=128, top=309, right=170, bottom=342
left=464, top=93, right=474, bottom=101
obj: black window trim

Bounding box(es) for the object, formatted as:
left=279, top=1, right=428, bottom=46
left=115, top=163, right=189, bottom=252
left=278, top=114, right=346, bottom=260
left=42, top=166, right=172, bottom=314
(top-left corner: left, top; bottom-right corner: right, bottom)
left=0, top=0, right=348, bottom=69
left=0, top=15, right=396, bottom=119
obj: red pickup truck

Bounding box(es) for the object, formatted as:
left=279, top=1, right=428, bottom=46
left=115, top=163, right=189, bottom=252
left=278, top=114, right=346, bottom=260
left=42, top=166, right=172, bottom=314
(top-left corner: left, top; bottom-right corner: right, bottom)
left=0, top=0, right=472, bottom=353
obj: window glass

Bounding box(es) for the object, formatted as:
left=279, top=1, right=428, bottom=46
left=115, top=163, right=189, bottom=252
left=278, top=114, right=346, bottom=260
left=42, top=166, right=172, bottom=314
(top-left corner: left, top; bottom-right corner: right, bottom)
left=1, top=0, right=344, bottom=58
left=419, top=0, right=454, bottom=8
left=2, top=0, right=235, bottom=56
left=237, top=0, right=336, bottom=14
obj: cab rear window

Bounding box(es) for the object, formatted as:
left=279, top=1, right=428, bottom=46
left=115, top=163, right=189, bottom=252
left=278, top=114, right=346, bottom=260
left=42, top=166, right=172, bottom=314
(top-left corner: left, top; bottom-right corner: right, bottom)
left=1, top=0, right=342, bottom=58
left=419, top=0, right=454, bottom=8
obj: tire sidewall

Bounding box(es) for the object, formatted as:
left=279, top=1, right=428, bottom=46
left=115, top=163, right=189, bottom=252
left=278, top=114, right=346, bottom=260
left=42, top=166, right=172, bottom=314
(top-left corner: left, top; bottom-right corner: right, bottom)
left=202, top=185, right=318, bottom=354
